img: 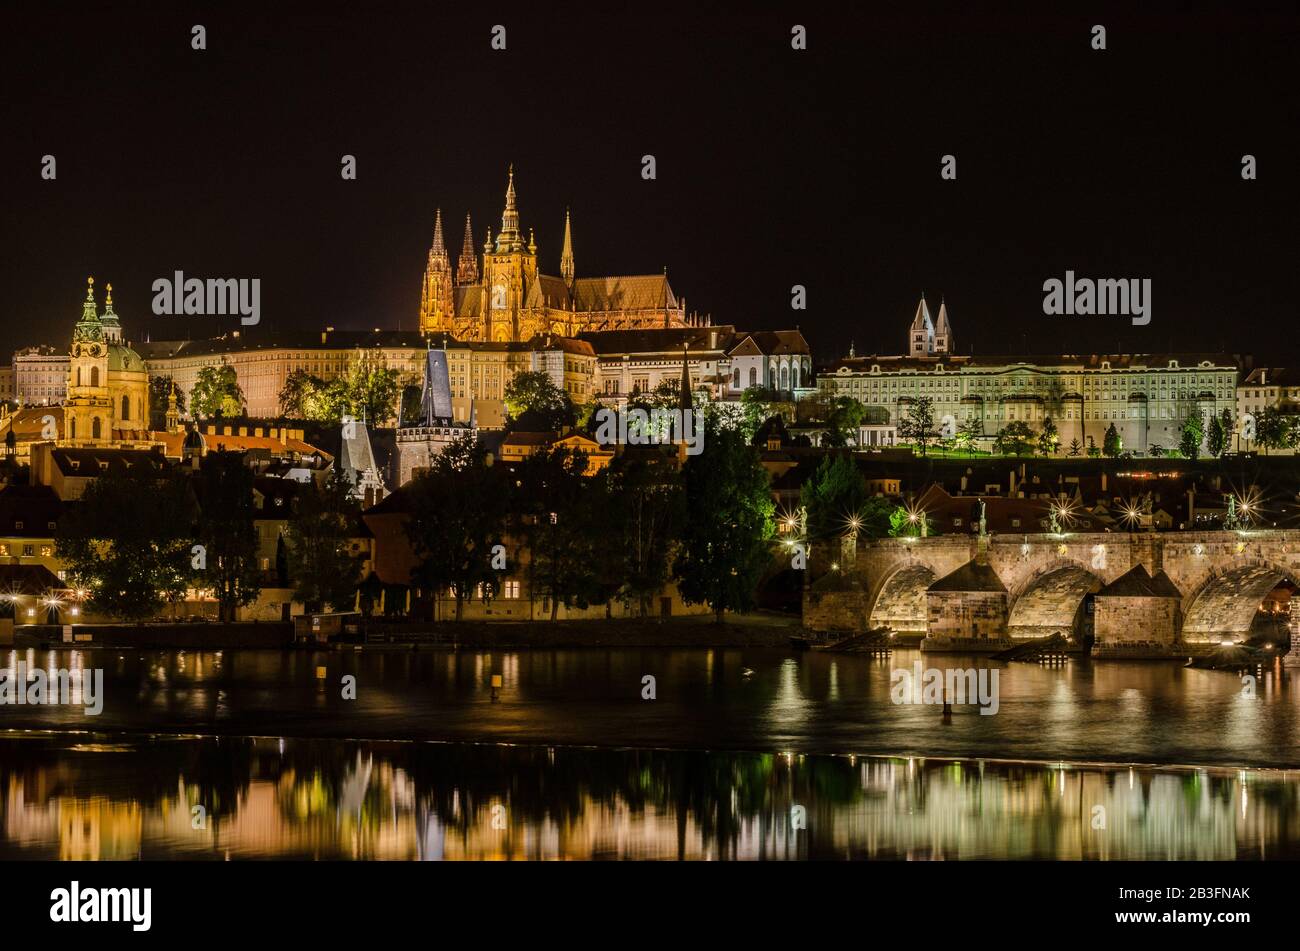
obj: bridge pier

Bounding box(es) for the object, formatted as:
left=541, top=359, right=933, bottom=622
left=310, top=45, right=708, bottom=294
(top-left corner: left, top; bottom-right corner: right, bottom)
left=1286, top=598, right=1300, bottom=668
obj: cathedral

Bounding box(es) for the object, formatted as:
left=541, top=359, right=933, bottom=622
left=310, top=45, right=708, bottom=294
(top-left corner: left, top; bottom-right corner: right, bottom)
left=419, top=167, right=695, bottom=342
left=65, top=277, right=150, bottom=443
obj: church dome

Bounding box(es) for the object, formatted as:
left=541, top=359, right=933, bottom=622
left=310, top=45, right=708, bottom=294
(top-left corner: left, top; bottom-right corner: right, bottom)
left=183, top=426, right=205, bottom=451
left=106, top=343, right=145, bottom=373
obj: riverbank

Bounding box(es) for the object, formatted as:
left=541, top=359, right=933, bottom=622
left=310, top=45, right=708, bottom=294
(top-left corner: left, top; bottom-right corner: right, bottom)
left=9, top=613, right=803, bottom=651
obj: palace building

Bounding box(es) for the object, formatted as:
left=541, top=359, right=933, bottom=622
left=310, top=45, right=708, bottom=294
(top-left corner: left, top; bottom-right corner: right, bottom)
left=418, top=167, right=697, bottom=342
left=820, top=296, right=1240, bottom=455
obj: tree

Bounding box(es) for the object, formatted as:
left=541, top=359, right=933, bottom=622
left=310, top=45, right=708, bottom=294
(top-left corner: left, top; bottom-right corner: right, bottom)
left=404, top=433, right=509, bottom=621
left=1179, top=412, right=1204, bottom=461
left=800, top=454, right=868, bottom=542
left=1102, top=423, right=1122, bottom=458
left=194, top=452, right=262, bottom=622
left=606, top=453, right=685, bottom=617
left=818, top=396, right=866, bottom=449
left=55, top=464, right=194, bottom=620
left=284, top=470, right=365, bottom=613
left=993, top=421, right=1035, bottom=456
left=344, top=351, right=401, bottom=425
left=148, top=375, right=185, bottom=429
left=889, top=504, right=935, bottom=537
left=190, top=363, right=245, bottom=419
left=504, top=371, right=575, bottom=430
left=1256, top=407, right=1291, bottom=455
left=515, top=446, right=602, bottom=619
left=1067, top=437, right=1082, bottom=457
left=896, top=396, right=938, bottom=455
left=278, top=368, right=320, bottom=419
left=1206, top=413, right=1227, bottom=458
left=675, top=424, right=775, bottom=623
left=1038, top=416, right=1060, bottom=457
left=1148, top=443, right=1165, bottom=458
left=955, top=416, right=983, bottom=455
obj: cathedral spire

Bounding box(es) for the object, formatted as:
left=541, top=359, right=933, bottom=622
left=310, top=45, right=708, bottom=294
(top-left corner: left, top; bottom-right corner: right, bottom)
left=457, top=213, right=479, bottom=284
left=74, top=276, right=103, bottom=343
left=678, top=345, right=693, bottom=412
left=560, top=207, right=575, bottom=286
left=497, top=165, right=522, bottom=251
left=430, top=208, right=447, bottom=257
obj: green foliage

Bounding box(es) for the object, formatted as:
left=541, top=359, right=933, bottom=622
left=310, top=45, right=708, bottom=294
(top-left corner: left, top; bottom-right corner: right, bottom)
left=993, top=420, right=1035, bottom=456
left=1067, top=437, right=1082, bottom=457
left=896, top=396, right=938, bottom=455
left=515, top=446, right=603, bottom=619
left=278, top=355, right=401, bottom=425
left=55, top=464, right=194, bottom=620
left=284, top=470, right=365, bottom=612
left=190, top=364, right=245, bottom=420
left=1179, top=413, right=1204, bottom=461
left=801, top=454, right=868, bottom=541
left=674, top=425, right=775, bottom=622
left=889, top=505, right=935, bottom=537
left=1206, top=413, right=1227, bottom=458
left=1038, top=416, right=1060, bottom=457
left=1256, top=407, right=1292, bottom=453
left=1103, top=422, right=1123, bottom=458
left=404, top=434, right=509, bottom=620
left=1148, top=443, right=1165, bottom=458
left=148, top=375, right=184, bottom=429
left=194, top=451, right=262, bottom=622
left=955, top=416, right=983, bottom=454
left=504, top=370, right=576, bottom=430
left=605, top=453, right=686, bottom=617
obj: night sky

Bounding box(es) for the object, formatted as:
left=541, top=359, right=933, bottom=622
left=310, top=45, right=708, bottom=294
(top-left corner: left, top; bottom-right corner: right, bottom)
left=2, top=1, right=1296, bottom=365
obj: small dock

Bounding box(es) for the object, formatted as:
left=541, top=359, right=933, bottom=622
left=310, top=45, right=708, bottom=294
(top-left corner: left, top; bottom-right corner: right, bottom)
left=990, top=633, right=1074, bottom=665
left=803, top=629, right=895, bottom=655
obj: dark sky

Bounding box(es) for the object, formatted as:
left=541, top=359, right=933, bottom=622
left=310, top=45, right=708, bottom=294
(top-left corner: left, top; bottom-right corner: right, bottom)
left=2, top=1, right=1296, bottom=365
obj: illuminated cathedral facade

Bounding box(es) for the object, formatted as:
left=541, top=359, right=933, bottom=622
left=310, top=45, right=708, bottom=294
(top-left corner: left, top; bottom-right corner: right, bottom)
left=419, top=167, right=697, bottom=342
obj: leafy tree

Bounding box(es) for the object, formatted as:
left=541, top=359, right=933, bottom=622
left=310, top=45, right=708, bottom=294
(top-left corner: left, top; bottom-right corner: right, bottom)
left=55, top=464, right=194, bottom=620
left=1148, top=443, right=1165, bottom=458
left=801, top=454, right=868, bottom=542
left=404, top=433, right=509, bottom=620
left=194, top=451, right=262, bottom=622
left=955, top=416, right=983, bottom=455
left=515, top=446, right=601, bottom=619
left=896, top=396, right=938, bottom=456
left=284, top=470, right=365, bottom=612
left=1206, top=413, right=1227, bottom=458
left=278, top=368, right=320, bottom=419
left=1067, top=437, right=1082, bottom=457
left=739, top=387, right=778, bottom=436
left=504, top=371, right=575, bottom=430
left=1256, top=407, right=1291, bottom=455
left=606, top=453, right=685, bottom=617
left=889, top=505, right=936, bottom=537
left=344, top=351, right=401, bottom=425
left=1179, top=412, right=1204, bottom=461
left=994, top=421, right=1035, bottom=456
left=820, top=396, right=866, bottom=449
left=148, top=375, right=185, bottom=429
left=1038, top=416, right=1060, bottom=457
left=675, top=424, right=775, bottom=623
left=190, top=363, right=245, bottom=419
left=399, top=384, right=424, bottom=425
left=1103, top=422, right=1123, bottom=458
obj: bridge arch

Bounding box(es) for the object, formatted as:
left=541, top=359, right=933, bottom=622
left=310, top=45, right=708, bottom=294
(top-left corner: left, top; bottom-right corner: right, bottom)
left=1006, top=563, right=1104, bottom=641
left=1181, top=559, right=1299, bottom=643
left=867, top=562, right=938, bottom=633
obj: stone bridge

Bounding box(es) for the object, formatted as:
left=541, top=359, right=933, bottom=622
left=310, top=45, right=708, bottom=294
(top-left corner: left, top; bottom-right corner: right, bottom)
left=804, top=530, right=1300, bottom=657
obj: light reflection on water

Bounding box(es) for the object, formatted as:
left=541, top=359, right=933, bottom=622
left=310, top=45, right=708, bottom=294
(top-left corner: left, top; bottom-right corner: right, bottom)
left=1, top=736, right=1298, bottom=860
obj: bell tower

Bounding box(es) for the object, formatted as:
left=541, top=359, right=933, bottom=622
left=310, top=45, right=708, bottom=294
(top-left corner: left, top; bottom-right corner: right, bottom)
left=66, top=277, right=112, bottom=444
left=482, top=165, right=538, bottom=341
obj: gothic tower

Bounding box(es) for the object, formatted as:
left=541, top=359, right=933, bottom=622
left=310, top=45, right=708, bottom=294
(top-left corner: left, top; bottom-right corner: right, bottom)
left=456, top=213, right=479, bottom=285
left=933, top=298, right=953, bottom=354
left=560, top=208, right=575, bottom=288
left=482, top=166, right=539, bottom=342
left=418, top=209, right=454, bottom=335
left=908, top=294, right=935, bottom=357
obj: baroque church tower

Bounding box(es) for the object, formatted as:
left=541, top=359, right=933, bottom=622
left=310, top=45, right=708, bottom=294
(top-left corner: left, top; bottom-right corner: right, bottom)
left=66, top=277, right=149, bottom=443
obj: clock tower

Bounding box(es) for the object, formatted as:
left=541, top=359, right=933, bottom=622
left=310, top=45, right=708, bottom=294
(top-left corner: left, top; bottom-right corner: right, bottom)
left=67, top=277, right=113, bottom=443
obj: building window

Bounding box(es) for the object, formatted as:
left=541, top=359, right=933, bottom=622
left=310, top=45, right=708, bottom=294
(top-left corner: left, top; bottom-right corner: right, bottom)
left=504, top=580, right=520, bottom=598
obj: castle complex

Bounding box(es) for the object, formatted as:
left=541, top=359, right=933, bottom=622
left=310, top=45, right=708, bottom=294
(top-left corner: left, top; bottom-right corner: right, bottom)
left=418, top=167, right=694, bottom=342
